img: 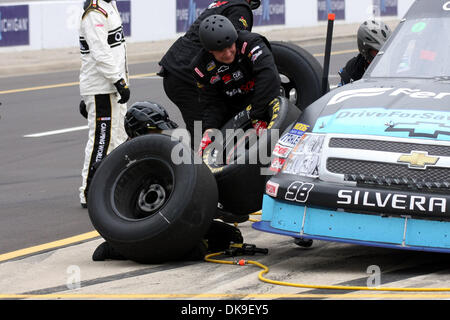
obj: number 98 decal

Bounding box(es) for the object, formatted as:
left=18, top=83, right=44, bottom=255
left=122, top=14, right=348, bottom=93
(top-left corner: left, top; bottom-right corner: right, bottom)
left=285, top=182, right=314, bottom=203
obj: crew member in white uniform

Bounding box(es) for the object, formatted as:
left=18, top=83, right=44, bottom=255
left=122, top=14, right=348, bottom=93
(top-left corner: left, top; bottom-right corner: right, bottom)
left=79, top=0, right=130, bottom=208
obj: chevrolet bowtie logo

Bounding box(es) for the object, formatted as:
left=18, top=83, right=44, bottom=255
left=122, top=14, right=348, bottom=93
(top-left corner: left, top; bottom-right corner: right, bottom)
left=397, top=152, right=439, bottom=169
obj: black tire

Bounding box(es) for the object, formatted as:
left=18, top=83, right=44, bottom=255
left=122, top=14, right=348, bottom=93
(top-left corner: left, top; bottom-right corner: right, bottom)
left=203, top=97, right=300, bottom=215
left=88, top=134, right=218, bottom=264
left=271, top=41, right=326, bottom=110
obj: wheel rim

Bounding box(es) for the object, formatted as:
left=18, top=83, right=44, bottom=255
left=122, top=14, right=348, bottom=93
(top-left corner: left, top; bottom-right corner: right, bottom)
left=111, top=157, right=174, bottom=221
left=137, top=183, right=167, bottom=213
left=280, top=74, right=299, bottom=105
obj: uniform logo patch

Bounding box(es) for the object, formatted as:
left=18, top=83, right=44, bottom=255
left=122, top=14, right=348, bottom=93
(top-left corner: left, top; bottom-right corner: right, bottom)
left=239, top=16, right=248, bottom=28
left=222, top=74, right=232, bottom=84
left=195, top=67, right=204, bottom=78
left=232, top=70, right=243, bottom=81
left=208, top=1, right=229, bottom=9
left=207, top=61, right=216, bottom=71
left=210, top=75, right=221, bottom=84
left=218, top=65, right=229, bottom=73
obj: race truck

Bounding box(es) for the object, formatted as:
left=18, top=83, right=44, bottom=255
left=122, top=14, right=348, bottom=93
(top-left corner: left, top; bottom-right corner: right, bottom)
left=253, top=0, right=450, bottom=253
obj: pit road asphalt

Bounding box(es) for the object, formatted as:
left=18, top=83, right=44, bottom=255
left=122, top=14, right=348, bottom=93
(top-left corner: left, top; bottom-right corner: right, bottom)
left=4, top=21, right=450, bottom=301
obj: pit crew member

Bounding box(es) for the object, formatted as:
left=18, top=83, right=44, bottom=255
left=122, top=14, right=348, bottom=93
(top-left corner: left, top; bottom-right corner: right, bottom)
left=338, top=20, right=392, bottom=86
left=159, top=0, right=261, bottom=148
left=193, top=15, right=281, bottom=155
left=79, top=0, right=130, bottom=208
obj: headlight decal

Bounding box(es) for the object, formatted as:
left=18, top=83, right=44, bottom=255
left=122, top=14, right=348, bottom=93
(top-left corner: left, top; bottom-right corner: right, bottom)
left=282, top=134, right=326, bottom=176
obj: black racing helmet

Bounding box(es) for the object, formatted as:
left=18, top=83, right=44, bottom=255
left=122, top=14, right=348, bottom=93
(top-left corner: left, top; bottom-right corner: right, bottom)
left=199, top=15, right=238, bottom=51
left=249, top=0, right=261, bottom=10
left=357, top=20, right=392, bottom=62
left=124, top=101, right=178, bottom=138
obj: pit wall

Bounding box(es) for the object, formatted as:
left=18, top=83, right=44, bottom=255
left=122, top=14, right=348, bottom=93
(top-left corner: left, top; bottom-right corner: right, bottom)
left=0, top=0, right=415, bottom=51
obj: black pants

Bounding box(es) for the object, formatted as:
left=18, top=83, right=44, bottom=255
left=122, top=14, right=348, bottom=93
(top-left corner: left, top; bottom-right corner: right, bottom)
left=162, top=72, right=204, bottom=150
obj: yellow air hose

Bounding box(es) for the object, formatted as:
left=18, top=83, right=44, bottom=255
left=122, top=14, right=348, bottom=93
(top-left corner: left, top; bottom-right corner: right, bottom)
left=204, top=251, right=450, bottom=292
left=216, top=210, right=450, bottom=292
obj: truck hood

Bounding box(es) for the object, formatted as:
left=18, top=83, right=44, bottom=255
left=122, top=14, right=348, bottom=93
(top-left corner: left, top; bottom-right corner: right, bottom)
left=303, top=78, right=450, bottom=141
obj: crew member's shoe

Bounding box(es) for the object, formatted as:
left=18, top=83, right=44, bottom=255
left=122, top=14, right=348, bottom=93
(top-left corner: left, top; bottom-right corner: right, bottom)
left=92, top=241, right=127, bottom=261
left=214, top=208, right=249, bottom=224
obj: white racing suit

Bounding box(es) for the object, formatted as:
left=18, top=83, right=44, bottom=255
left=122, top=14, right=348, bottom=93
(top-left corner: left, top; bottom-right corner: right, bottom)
left=79, top=0, right=129, bottom=205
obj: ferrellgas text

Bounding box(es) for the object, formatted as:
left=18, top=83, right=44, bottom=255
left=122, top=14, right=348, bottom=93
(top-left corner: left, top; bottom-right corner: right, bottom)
left=180, top=303, right=269, bottom=317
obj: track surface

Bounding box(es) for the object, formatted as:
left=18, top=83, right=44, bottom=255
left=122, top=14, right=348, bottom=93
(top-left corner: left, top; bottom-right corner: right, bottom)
left=3, top=39, right=450, bottom=300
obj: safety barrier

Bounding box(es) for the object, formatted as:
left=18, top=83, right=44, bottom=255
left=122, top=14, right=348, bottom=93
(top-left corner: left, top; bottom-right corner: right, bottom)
left=0, top=0, right=414, bottom=51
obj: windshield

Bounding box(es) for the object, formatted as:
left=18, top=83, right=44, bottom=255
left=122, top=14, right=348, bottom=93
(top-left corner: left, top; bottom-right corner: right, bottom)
left=367, top=17, right=450, bottom=79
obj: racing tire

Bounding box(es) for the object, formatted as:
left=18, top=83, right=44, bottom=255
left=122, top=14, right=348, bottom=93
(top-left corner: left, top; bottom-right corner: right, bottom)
left=203, top=96, right=300, bottom=215
left=271, top=41, right=326, bottom=110
left=88, top=134, right=218, bottom=264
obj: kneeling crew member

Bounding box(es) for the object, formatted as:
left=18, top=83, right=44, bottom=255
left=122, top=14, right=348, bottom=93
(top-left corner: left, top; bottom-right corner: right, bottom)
left=193, top=15, right=281, bottom=155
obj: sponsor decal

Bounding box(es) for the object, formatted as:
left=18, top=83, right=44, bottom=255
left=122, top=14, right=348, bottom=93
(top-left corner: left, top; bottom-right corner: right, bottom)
left=444, top=1, right=450, bottom=10
left=290, top=122, right=310, bottom=136
left=372, top=0, right=397, bottom=17
left=269, top=157, right=286, bottom=173
left=232, top=70, right=243, bottom=81
left=268, top=98, right=280, bottom=129
left=328, top=87, right=450, bottom=105
left=196, top=81, right=204, bottom=88
left=222, top=74, right=232, bottom=84
left=278, top=132, right=303, bottom=148
left=225, top=88, right=241, bottom=97
left=207, top=61, right=216, bottom=71
left=265, top=180, right=279, bottom=197
left=239, top=16, right=248, bottom=28
left=176, top=0, right=285, bottom=33
left=285, top=181, right=314, bottom=203
left=318, top=0, right=345, bottom=21
left=397, top=151, right=439, bottom=169
left=218, top=65, right=229, bottom=73
left=314, top=108, right=450, bottom=141
left=116, top=0, right=131, bottom=37
left=208, top=1, right=229, bottom=9
left=253, top=0, right=285, bottom=26
left=95, top=122, right=108, bottom=162
left=225, top=80, right=255, bottom=96
left=420, top=50, right=436, bottom=61
left=240, top=79, right=255, bottom=93
left=96, top=117, right=111, bottom=121
left=0, top=5, right=29, bottom=47
left=249, top=45, right=261, bottom=56
left=328, top=88, right=393, bottom=105
left=337, top=190, right=447, bottom=213
left=241, top=41, right=248, bottom=54
left=272, top=144, right=292, bottom=158
left=210, top=74, right=221, bottom=84
left=385, top=121, right=450, bottom=138
left=251, top=50, right=263, bottom=63
left=194, top=67, right=204, bottom=78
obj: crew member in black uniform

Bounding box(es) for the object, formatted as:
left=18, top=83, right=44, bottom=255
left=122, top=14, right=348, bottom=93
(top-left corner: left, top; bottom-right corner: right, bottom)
left=159, top=0, right=261, bottom=148
left=193, top=15, right=280, bottom=155
left=338, top=19, right=392, bottom=86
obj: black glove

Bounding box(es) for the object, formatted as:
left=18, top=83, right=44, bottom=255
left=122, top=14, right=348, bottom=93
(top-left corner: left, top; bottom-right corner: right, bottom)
left=114, top=78, right=130, bottom=104
left=79, top=100, right=88, bottom=119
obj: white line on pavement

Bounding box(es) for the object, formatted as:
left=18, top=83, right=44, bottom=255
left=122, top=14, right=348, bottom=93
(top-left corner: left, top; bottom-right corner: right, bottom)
left=24, top=125, right=88, bottom=138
